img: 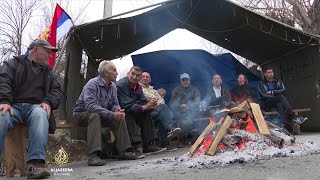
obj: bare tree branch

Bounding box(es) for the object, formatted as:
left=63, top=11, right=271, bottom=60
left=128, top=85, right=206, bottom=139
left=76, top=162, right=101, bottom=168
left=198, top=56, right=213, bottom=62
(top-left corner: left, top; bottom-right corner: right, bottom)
left=234, top=0, right=320, bottom=34
left=0, top=0, right=42, bottom=59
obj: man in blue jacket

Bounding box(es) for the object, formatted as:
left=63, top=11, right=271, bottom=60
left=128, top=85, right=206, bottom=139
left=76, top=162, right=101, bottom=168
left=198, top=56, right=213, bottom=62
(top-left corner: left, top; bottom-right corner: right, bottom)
left=258, top=67, right=307, bottom=125
left=0, top=39, right=64, bottom=179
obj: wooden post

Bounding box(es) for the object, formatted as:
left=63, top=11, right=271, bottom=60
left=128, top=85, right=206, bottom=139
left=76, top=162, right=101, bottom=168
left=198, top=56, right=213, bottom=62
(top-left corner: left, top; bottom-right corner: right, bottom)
left=64, top=34, right=86, bottom=140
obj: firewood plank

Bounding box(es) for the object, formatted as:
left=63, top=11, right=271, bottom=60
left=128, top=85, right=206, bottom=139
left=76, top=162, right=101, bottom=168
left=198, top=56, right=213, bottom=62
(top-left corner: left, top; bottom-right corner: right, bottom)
left=189, top=122, right=216, bottom=155
left=250, top=102, right=270, bottom=135
left=206, top=116, right=233, bottom=156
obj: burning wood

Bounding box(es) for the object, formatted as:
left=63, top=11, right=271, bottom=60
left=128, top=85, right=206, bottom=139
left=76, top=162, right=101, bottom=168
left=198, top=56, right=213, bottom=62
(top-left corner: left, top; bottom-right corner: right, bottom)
left=206, top=116, right=233, bottom=156
left=249, top=102, right=270, bottom=135
left=190, top=100, right=296, bottom=157
left=189, top=122, right=216, bottom=155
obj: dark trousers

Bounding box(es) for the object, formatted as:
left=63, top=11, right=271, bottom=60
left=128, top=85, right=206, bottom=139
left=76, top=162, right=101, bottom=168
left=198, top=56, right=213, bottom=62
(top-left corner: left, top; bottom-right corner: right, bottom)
left=262, top=94, right=294, bottom=121
left=72, top=112, right=132, bottom=155
left=172, top=108, right=200, bottom=136
left=150, top=104, right=173, bottom=143
left=125, top=112, right=157, bottom=147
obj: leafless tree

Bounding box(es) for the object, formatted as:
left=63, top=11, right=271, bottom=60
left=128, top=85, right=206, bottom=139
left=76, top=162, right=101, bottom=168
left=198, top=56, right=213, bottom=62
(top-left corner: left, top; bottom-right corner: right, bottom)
left=234, top=0, right=320, bottom=35
left=0, top=0, right=42, bottom=64
left=201, top=0, right=319, bottom=69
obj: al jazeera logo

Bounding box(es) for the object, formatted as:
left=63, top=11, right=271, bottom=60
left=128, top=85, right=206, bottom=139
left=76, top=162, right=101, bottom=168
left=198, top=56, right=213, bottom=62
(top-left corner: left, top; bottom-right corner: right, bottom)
left=50, top=146, right=73, bottom=176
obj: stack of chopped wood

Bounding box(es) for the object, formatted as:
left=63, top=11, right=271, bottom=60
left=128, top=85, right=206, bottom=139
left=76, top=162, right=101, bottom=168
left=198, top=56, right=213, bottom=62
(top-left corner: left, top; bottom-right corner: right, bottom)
left=189, top=101, right=295, bottom=157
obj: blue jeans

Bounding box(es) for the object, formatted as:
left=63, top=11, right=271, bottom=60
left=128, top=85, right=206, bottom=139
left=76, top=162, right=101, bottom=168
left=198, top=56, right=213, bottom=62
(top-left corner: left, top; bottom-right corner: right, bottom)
left=0, top=103, right=49, bottom=162
left=151, top=104, right=173, bottom=143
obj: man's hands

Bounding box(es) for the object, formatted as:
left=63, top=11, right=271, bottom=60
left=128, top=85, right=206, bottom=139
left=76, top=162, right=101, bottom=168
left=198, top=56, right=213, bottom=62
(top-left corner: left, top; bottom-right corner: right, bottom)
left=142, top=99, right=160, bottom=111
left=0, top=104, right=13, bottom=116
left=113, top=109, right=125, bottom=121
left=180, top=103, right=189, bottom=110
left=39, top=103, right=51, bottom=118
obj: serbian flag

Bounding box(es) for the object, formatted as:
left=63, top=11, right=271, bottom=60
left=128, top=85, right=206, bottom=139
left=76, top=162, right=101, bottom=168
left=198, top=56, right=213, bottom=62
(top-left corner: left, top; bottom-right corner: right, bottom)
left=38, top=4, right=73, bottom=67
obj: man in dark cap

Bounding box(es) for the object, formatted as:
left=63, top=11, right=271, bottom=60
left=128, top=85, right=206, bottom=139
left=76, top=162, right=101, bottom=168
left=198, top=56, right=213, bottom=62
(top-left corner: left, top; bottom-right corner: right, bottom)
left=0, top=39, right=63, bottom=179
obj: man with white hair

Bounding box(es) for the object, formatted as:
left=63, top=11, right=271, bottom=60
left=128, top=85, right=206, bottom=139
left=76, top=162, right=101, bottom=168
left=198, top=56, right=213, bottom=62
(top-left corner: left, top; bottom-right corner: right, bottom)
left=73, top=61, right=143, bottom=166
left=0, top=39, right=63, bottom=179
left=157, top=88, right=166, bottom=98
left=140, top=72, right=180, bottom=151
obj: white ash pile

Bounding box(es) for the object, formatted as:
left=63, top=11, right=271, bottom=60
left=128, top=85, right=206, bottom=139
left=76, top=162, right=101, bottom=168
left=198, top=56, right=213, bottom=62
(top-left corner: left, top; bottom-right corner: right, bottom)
left=181, top=101, right=320, bottom=168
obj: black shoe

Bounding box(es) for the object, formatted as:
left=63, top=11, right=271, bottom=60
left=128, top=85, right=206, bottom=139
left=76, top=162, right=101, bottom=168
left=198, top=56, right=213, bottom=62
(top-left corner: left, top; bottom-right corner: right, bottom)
left=118, top=151, right=145, bottom=160
left=167, top=128, right=181, bottom=139
left=26, top=160, right=50, bottom=179
left=132, top=148, right=146, bottom=159
left=143, top=145, right=167, bottom=155
left=88, top=154, right=106, bottom=166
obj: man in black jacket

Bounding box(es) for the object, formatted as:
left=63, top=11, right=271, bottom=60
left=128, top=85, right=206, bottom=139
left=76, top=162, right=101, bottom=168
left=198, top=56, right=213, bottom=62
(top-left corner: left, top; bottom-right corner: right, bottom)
left=258, top=67, right=307, bottom=125
left=116, top=66, right=166, bottom=155
left=0, top=39, right=63, bottom=179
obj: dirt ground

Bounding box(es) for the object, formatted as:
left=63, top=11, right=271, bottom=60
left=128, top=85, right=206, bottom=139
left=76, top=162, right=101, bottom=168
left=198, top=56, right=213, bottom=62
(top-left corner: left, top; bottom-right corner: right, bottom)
left=2, top=133, right=320, bottom=180
left=0, top=129, right=87, bottom=177
left=46, top=131, right=88, bottom=167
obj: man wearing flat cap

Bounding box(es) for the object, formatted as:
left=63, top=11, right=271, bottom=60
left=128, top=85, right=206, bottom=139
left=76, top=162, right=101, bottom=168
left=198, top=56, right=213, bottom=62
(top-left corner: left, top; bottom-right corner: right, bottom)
left=170, top=73, right=201, bottom=147
left=0, top=39, right=63, bottom=179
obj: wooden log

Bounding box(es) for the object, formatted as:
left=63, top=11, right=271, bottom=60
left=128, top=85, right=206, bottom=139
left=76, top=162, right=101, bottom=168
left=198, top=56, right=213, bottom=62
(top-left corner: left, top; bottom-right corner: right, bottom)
left=249, top=102, right=270, bottom=135
left=3, top=120, right=116, bottom=177
left=213, top=101, right=250, bottom=115
left=56, top=123, right=87, bottom=129
left=287, top=121, right=301, bottom=135
left=206, top=116, right=233, bottom=156
left=189, top=122, right=216, bottom=156
left=264, top=108, right=311, bottom=115
left=4, top=125, right=28, bottom=177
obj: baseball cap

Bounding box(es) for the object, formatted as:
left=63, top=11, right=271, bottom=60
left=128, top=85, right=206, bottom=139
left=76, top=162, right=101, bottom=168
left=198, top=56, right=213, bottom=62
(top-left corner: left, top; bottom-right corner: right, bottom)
left=27, top=39, right=58, bottom=52
left=180, top=73, right=190, bottom=80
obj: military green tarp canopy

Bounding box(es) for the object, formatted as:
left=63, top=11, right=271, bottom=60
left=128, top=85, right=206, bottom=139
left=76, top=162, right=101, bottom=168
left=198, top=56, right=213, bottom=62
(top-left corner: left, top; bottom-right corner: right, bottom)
left=63, top=0, right=320, bottom=134
left=73, top=0, right=319, bottom=63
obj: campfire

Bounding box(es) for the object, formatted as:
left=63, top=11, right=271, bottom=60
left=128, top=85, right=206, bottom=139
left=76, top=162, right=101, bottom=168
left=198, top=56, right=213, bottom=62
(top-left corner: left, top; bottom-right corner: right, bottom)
left=189, top=101, right=295, bottom=157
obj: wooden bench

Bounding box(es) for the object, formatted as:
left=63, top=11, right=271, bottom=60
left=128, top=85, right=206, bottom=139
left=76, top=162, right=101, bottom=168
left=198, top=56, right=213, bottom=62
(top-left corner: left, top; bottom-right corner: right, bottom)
left=264, top=108, right=311, bottom=135
left=2, top=121, right=114, bottom=177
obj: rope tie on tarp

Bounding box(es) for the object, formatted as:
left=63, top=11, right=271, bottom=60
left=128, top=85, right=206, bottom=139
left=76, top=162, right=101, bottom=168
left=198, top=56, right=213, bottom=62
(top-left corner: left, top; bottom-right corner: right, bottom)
left=117, top=24, right=121, bottom=39
left=100, top=26, right=104, bottom=42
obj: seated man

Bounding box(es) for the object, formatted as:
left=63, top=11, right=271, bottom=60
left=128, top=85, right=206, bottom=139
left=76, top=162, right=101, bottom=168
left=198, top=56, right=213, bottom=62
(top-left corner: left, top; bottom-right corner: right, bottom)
left=231, top=74, right=258, bottom=104
left=0, top=39, right=63, bottom=179
left=258, top=67, right=307, bottom=125
left=140, top=72, right=181, bottom=150
left=157, top=88, right=166, bottom=99
left=205, top=74, right=231, bottom=115
left=73, top=61, right=142, bottom=166
left=170, top=73, right=201, bottom=145
left=116, top=66, right=166, bottom=154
